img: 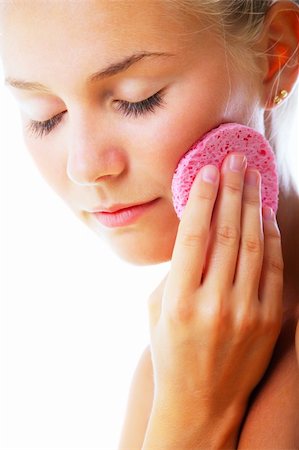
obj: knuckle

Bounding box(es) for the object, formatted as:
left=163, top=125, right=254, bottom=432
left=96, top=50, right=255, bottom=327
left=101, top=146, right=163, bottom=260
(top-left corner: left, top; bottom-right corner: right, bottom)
left=242, top=235, right=263, bottom=253
left=214, top=304, right=232, bottom=328
left=263, top=315, right=281, bottom=336
left=243, top=194, right=260, bottom=207
left=224, top=181, right=242, bottom=195
left=201, top=292, right=233, bottom=328
left=266, top=228, right=281, bottom=239
left=215, top=224, right=240, bottom=246
left=237, top=310, right=260, bottom=335
left=265, top=257, right=284, bottom=275
left=169, top=296, right=195, bottom=324
left=180, top=228, right=208, bottom=248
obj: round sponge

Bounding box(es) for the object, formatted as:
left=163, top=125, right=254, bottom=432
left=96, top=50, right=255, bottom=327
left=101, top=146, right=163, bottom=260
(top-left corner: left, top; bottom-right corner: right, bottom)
left=171, top=123, right=279, bottom=219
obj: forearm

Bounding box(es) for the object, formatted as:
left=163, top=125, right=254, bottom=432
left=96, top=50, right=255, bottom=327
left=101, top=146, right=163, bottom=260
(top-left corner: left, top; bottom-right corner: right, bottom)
left=142, top=400, right=246, bottom=450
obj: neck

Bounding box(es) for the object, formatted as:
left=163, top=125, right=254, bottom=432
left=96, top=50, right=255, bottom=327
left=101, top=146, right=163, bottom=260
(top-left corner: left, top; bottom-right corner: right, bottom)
left=276, top=183, right=299, bottom=320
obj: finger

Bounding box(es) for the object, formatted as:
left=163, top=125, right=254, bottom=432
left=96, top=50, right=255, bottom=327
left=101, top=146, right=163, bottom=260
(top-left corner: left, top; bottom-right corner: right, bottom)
left=167, top=165, right=219, bottom=297
left=233, top=169, right=264, bottom=302
left=203, top=153, right=247, bottom=289
left=259, top=207, right=284, bottom=321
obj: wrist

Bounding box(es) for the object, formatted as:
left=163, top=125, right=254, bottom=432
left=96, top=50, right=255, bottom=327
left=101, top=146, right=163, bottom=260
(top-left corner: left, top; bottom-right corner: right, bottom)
left=142, top=398, right=247, bottom=450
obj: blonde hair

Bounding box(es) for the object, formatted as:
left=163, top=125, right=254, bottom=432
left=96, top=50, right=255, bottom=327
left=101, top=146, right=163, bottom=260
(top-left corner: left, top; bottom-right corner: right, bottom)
left=166, top=0, right=299, bottom=193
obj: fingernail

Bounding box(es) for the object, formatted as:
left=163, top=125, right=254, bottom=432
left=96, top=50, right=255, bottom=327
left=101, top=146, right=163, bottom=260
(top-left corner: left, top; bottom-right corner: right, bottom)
left=229, top=154, right=246, bottom=172
left=263, top=206, right=274, bottom=220
left=201, top=165, right=219, bottom=184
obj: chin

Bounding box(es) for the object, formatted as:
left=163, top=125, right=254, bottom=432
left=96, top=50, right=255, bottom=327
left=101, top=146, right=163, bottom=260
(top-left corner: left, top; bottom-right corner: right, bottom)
left=108, top=228, right=177, bottom=266
left=111, top=244, right=173, bottom=266
left=76, top=207, right=179, bottom=265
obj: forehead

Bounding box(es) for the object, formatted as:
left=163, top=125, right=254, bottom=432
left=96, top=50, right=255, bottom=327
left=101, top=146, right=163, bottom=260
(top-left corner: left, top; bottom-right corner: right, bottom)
left=0, top=1, right=209, bottom=80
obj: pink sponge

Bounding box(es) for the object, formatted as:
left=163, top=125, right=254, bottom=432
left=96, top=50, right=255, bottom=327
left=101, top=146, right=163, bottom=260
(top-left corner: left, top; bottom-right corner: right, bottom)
left=172, top=123, right=279, bottom=219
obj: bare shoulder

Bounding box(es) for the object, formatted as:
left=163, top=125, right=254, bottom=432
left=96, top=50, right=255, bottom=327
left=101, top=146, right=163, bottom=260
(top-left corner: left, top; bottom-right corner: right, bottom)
left=238, top=317, right=299, bottom=449
left=118, top=345, right=154, bottom=450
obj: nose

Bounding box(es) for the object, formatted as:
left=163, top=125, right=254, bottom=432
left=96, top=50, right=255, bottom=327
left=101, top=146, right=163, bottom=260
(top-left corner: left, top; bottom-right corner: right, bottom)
left=66, top=111, right=127, bottom=185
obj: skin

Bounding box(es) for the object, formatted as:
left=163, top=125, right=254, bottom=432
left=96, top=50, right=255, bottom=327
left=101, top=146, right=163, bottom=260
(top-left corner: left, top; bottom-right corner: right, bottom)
left=0, top=0, right=265, bottom=266
left=1, top=0, right=299, bottom=447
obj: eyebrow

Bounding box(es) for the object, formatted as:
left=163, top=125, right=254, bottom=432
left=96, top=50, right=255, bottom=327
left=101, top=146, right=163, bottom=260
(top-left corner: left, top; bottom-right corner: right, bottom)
left=4, top=51, right=175, bottom=92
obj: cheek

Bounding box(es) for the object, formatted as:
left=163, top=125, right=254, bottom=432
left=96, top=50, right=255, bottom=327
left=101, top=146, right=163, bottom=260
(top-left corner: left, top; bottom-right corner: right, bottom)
left=135, top=69, right=256, bottom=184
left=24, top=134, right=68, bottom=197
left=129, top=86, right=228, bottom=191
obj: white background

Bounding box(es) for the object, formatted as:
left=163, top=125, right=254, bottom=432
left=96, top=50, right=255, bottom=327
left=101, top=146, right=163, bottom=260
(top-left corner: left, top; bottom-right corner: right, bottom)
left=0, top=71, right=169, bottom=449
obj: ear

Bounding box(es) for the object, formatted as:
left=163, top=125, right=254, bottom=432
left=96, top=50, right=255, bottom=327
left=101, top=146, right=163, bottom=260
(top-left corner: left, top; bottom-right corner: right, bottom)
left=259, top=0, right=299, bottom=110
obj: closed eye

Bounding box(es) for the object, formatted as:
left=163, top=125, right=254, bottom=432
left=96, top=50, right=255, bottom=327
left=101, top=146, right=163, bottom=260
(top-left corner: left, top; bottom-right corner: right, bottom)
left=26, top=89, right=166, bottom=139
left=114, top=89, right=166, bottom=118
left=26, top=111, right=67, bottom=139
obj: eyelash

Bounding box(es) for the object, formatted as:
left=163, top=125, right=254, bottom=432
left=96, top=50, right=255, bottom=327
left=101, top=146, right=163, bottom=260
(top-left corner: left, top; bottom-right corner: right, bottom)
left=116, top=90, right=165, bottom=118
left=26, top=90, right=166, bottom=139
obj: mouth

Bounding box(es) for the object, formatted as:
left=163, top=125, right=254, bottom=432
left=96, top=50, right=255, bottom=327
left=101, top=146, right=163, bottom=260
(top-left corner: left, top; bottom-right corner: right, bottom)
left=90, top=199, right=160, bottom=228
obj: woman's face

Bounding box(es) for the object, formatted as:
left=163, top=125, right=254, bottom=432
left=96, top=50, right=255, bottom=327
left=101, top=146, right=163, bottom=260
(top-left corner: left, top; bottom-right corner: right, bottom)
left=1, top=0, right=265, bottom=265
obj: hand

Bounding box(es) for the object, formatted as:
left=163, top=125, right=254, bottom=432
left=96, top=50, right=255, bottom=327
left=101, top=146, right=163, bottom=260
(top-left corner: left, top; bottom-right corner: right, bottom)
left=145, top=153, right=283, bottom=449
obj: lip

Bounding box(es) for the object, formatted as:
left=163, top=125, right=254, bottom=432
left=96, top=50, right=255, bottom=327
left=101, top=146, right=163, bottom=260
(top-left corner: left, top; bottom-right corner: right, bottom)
left=91, top=199, right=159, bottom=228
left=91, top=202, right=150, bottom=213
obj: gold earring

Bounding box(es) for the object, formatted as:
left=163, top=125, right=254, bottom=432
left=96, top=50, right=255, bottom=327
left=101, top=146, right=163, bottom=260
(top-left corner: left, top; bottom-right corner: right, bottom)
left=274, top=89, right=289, bottom=105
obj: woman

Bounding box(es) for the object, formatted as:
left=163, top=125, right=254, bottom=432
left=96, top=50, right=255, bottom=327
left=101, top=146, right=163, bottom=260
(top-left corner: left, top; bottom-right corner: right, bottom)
left=1, top=1, right=298, bottom=448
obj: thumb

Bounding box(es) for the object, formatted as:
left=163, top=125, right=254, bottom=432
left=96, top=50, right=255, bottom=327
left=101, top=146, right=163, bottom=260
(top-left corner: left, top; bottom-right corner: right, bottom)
left=147, top=273, right=169, bottom=327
